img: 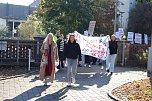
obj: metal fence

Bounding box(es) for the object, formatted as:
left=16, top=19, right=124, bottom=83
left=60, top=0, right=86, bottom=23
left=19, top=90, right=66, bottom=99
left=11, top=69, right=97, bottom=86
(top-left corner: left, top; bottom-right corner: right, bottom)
left=0, top=38, right=151, bottom=68
left=0, top=39, right=43, bottom=67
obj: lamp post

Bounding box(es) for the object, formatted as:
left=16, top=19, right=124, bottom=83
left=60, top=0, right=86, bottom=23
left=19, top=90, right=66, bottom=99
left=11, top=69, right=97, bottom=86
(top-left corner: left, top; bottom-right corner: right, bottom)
left=119, top=12, right=125, bottom=28
left=114, top=1, right=117, bottom=35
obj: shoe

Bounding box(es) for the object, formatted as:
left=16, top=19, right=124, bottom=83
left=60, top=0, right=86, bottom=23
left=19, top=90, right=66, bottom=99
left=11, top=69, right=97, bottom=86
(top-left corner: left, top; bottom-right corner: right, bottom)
left=78, top=64, right=82, bottom=67
left=67, top=82, right=71, bottom=87
left=106, top=69, right=109, bottom=73
left=110, top=72, right=113, bottom=75
left=98, top=63, right=102, bottom=66
left=50, top=80, right=53, bottom=83
left=92, top=63, right=96, bottom=65
left=88, top=65, right=91, bottom=68
left=57, top=66, right=60, bottom=69
left=101, top=66, right=104, bottom=70
left=44, top=82, right=47, bottom=86
left=84, top=64, right=87, bottom=67
left=72, top=77, right=76, bottom=83
left=67, top=85, right=72, bottom=87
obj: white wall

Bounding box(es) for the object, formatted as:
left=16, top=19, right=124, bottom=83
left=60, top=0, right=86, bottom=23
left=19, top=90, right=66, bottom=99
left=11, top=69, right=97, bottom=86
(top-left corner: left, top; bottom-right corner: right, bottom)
left=0, top=18, right=6, bottom=28
left=118, top=0, right=136, bottom=30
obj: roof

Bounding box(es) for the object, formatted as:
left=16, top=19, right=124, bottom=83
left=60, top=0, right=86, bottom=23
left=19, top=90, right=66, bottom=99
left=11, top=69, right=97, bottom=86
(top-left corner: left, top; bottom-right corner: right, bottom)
left=0, top=3, right=36, bottom=20
left=29, top=0, right=41, bottom=7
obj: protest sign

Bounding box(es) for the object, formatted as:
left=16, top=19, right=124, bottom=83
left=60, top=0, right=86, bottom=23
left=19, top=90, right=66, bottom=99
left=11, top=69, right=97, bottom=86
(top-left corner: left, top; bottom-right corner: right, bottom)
left=127, top=32, right=134, bottom=42
left=115, top=32, right=120, bottom=39
left=144, top=34, right=148, bottom=44
left=74, top=31, right=109, bottom=60
left=135, top=33, right=142, bottom=44
left=84, top=30, right=89, bottom=36
left=117, top=28, right=124, bottom=40
left=88, top=21, right=96, bottom=36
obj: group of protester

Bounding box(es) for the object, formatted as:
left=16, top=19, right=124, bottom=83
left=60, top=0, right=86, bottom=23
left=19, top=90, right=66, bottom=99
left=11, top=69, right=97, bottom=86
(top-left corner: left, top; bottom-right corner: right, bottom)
left=39, top=30, right=118, bottom=87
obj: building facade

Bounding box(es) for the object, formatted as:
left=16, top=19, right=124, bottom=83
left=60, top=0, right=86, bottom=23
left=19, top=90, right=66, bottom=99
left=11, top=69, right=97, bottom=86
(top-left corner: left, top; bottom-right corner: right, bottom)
left=0, top=3, right=36, bottom=37
left=117, top=0, right=137, bottom=30
left=118, top=0, right=151, bottom=31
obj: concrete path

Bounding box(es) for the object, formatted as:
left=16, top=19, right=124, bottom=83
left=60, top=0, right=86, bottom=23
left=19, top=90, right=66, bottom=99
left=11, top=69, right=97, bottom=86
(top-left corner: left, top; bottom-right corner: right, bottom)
left=0, top=66, right=147, bottom=101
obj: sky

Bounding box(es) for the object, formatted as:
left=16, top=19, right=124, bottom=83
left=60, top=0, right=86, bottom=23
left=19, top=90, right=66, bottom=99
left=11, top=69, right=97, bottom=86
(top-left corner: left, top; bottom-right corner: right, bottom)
left=0, top=0, right=34, bottom=6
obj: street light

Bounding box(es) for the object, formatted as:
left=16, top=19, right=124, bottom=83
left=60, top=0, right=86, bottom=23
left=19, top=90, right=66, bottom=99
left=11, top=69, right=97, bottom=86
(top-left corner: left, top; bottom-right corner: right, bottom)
left=114, top=0, right=124, bottom=34
left=119, top=11, right=125, bottom=28
left=114, top=1, right=117, bottom=35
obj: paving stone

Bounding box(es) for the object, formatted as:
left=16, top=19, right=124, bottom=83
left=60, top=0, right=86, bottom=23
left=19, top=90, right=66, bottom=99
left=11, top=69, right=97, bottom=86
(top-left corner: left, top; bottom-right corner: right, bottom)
left=0, top=66, right=147, bottom=101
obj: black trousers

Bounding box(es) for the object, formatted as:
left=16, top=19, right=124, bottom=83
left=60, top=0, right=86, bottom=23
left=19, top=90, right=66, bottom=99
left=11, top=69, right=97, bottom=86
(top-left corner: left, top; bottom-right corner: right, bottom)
left=92, top=57, right=97, bottom=64
left=57, top=51, right=64, bottom=69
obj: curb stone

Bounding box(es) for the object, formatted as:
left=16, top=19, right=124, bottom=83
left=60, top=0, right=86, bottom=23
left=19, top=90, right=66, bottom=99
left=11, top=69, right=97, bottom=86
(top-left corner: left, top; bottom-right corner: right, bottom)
left=108, top=91, right=121, bottom=101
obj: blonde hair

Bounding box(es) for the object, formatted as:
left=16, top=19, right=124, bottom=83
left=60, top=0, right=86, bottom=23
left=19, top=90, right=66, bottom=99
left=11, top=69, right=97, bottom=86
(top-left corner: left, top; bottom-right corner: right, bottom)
left=43, top=33, right=56, bottom=44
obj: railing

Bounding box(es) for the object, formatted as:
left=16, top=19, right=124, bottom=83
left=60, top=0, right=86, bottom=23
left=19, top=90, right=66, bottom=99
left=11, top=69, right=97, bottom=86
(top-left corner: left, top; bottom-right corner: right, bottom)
left=0, top=39, right=43, bottom=67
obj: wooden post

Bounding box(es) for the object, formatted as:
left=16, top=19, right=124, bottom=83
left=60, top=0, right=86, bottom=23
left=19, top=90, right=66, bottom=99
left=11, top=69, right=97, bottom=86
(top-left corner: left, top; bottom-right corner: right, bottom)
left=122, top=40, right=125, bottom=66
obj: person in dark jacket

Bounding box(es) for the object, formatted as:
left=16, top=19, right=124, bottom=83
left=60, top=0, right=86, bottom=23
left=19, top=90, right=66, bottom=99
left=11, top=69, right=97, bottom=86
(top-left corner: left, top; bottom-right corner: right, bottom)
left=57, top=34, right=65, bottom=69
left=106, top=34, right=118, bottom=75
left=64, top=33, right=82, bottom=87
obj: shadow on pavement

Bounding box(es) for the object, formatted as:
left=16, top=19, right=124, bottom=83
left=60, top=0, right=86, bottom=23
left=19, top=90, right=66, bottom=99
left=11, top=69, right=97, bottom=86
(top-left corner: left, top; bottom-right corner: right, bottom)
left=29, top=76, right=39, bottom=82
left=77, top=72, right=112, bottom=88
left=4, top=85, right=49, bottom=101
left=55, top=66, right=112, bottom=89
left=35, top=87, right=69, bottom=101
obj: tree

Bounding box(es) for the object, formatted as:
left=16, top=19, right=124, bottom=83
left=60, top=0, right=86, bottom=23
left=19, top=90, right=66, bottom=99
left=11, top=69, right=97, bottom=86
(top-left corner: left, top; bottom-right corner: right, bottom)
left=37, top=0, right=116, bottom=36
left=92, top=0, right=115, bottom=35
left=128, top=2, right=152, bottom=36
left=38, top=0, right=93, bottom=35
left=18, top=14, right=44, bottom=39
left=0, top=26, right=8, bottom=38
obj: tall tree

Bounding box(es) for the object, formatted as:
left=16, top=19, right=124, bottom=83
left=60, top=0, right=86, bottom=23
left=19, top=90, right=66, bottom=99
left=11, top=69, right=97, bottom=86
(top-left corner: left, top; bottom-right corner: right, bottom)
left=128, top=2, right=152, bottom=36
left=38, top=0, right=93, bottom=35
left=37, top=0, right=115, bottom=36
left=93, top=0, right=115, bottom=35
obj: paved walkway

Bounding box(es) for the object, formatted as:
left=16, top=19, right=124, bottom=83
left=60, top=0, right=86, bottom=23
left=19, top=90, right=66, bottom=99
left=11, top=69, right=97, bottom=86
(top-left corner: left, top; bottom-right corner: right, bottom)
left=0, top=66, right=147, bottom=101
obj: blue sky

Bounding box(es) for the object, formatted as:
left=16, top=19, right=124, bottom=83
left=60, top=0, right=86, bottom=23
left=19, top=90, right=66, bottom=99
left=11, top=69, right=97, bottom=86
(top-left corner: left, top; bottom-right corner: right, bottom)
left=0, top=0, right=34, bottom=6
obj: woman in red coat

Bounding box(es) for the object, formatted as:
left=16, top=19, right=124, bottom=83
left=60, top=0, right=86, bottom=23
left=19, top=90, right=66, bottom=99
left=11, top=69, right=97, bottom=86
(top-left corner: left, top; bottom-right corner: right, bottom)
left=39, top=33, right=59, bottom=86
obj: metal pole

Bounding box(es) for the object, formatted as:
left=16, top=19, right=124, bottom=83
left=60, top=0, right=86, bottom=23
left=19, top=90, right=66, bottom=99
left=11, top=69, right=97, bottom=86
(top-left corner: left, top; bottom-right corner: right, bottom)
left=114, top=1, right=117, bottom=34
left=36, top=41, right=39, bottom=62
left=121, top=14, right=123, bottom=27
left=16, top=40, right=19, bottom=63
left=122, top=41, right=125, bottom=66
left=28, top=49, right=31, bottom=71
left=12, top=21, right=14, bottom=38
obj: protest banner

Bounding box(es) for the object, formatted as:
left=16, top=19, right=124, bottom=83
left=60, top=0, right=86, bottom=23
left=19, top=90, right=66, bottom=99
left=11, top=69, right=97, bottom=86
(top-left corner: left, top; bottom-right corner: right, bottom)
left=88, top=21, right=96, bottom=36
left=127, top=32, right=134, bottom=42
left=74, top=31, right=109, bottom=60
left=135, top=33, right=142, bottom=44
left=144, top=34, right=148, bottom=44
